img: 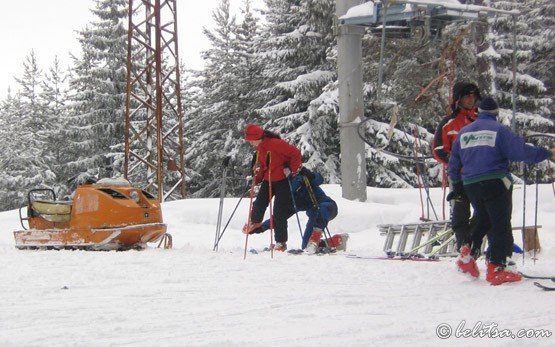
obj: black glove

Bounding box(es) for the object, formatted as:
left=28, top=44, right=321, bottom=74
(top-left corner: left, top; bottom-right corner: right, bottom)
left=299, top=167, right=314, bottom=180
left=446, top=182, right=467, bottom=202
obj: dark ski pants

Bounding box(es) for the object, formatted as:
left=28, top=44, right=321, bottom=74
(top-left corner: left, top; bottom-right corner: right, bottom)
left=301, top=201, right=338, bottom=249
left=464, top=178, right=513, bottom=265
left=251, top=178, right=295, bottom=243
left=450, top=198, right=473, bottom=251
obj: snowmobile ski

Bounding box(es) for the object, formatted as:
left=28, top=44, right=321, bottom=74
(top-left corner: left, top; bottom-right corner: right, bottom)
left=533, top=282, right=555, bottom=291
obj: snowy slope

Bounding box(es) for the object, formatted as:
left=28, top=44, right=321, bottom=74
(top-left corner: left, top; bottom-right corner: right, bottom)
left=0, top=185, right=554, bottom=346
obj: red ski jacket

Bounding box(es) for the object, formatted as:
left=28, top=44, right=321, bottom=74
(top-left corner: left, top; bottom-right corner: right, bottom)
left=432, top=107, right=477, bottom=165
left=253, top=138, right=302, bottom=183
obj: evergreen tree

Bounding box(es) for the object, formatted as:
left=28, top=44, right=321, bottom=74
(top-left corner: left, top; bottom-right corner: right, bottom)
left=487, top=0, right=554, bottom=182
left=185, top=0, right=264, bottom=197
left=40, top=56, right=72, bottom=197
left=255, top=0, right=336, bottom=177
left=65, top=0, right=128, bottom=180
left=490, top=0, right=553, bottom=121
left=0, top=53, right=55, bottom=210
left=360, top=22, right=485, bottom=188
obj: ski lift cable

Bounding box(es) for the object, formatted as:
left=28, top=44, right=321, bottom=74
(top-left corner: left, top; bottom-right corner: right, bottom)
left=355, top=4, right=520, bottom=163
left=357, top=22, right=475, bottom=163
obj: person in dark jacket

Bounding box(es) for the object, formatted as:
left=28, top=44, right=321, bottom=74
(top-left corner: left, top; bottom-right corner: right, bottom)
left=448, top=97, right=554, bottom=285
left=432, top=82, right=482, bottom=256
left=242, top=124, right=302, bottom=252
left=258, top=168, right=347, bottom=253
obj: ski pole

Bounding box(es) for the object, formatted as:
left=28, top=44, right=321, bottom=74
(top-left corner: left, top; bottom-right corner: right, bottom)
left=286, top=172, right=304, bottom=240
left=550, top=162, right=555, bottom=198
left=243, top=179, right=257, bottom=259
left=412, top=126, right=438, bottom=221
left=213, top=156, right=230, bottom=251
left=521, top=163, right=527, bottom=265
left=418, top=159, right=438, bottom=221
left=533, top=169, right=539, bottom=263
left=441, top=166, right=448, bottom=220
left=213, top=184, right=249, bottom=251
left=427, top=233, right=456, bottom=258
left=267, top=152, right=274, bottom=258
left=412, top=128, right=426, bottom=221
left=302, top=175, right=333, bottom=250
left=243, top=180, right=257, bottom=260
left=243, top=153, right=259, bottom=260
left=405, top=227, right=453, bottom=255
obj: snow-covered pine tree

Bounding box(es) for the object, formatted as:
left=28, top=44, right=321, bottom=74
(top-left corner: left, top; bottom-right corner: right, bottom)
left=356, top=15, right=489, bottom=188
left=490, top=0, right=553, bottom=123
left=0, top=52, right=56, bottom=210
left=39, top=57, right=72, bottom=198
left=254, top=0, right=336, bottom=177
left=64, top=0, right=128, bottom=182
left=526, top=0, right=555, bottom=119
left=185, top=0, right=264, bottom=197
left=487, top=0, right=553, bottom=182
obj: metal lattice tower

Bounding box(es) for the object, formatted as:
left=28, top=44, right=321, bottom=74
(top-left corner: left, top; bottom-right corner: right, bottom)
left=124, top=0, right=186, bottom=201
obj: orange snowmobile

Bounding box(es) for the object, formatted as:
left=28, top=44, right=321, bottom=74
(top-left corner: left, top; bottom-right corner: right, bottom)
left=13, top=178, right=171, bottom=250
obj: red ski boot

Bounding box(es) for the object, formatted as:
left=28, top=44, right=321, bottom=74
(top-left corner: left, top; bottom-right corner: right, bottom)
left=305, top=229, right=323, bottom=254
left=456, top=244, right=480, bottom=278
left=324, top=233, right=349, bottom=251
left=271, top=242, right=287, bottom=252
left=486, top=262, right=522, bottom=285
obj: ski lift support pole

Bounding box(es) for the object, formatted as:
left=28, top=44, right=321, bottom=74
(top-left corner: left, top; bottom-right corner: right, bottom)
left=377, top=1, right=388, bottom=101
left=336, top=0, right=367, bottom=202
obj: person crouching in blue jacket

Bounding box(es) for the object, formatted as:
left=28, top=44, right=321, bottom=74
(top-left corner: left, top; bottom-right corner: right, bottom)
left=258, top=167, right=347, bottom=253
left=448, top=97, right=555, bottom=285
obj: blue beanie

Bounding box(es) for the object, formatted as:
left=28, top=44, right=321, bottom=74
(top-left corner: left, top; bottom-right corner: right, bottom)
left=478, top=97, right=499, bottom=115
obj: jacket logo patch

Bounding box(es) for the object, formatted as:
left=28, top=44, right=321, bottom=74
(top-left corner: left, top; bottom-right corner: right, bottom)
left=460, top=130, right=496, bottom=148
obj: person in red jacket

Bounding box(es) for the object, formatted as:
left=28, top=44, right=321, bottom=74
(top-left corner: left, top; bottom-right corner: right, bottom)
left=242, top=124, right=302, bottom=252
left=432, top=81, right=481, bottom=276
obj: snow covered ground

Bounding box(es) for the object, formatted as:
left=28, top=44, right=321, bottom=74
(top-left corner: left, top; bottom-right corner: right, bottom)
left=0, top=184, right=554, bottom=346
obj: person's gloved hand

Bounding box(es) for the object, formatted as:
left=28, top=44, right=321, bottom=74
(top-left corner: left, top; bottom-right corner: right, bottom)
left=242, top=222, right=263, bottom=234
left=283, top=167, right=292, bottom=178
left=446, top=182, right=467, bottom=202
left=246, top=174, right=262, bottom=186
left=299, top=166, right=314, bottom=180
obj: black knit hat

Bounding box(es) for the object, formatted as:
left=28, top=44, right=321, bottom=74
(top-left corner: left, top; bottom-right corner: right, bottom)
left=478, top=97, right=499, bottom=115
left=453, top=82, right=481, bottom=103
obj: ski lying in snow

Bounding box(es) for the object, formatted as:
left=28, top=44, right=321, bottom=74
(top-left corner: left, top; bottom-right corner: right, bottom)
left=287, top=249, right=304, bottom=255
left=533, top=282, right=555, bottom=291
left=519, top=273, right=555, bottom=281
left=250, top=248, right=337, bottom=255
left=287, top=248, right=337, bottom=255
left=346, top=254, right=439, bottom=262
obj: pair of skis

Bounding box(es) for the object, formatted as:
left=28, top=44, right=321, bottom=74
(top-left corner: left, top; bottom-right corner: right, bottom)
left=346, top=253, right=440, bottom=262
left=519, top=273, right=555, bottom=291
left=249, top=248, right=336, bottom=255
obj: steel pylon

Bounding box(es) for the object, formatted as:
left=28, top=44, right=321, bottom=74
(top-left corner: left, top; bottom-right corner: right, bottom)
left=124, top=0, right=186, bottom=201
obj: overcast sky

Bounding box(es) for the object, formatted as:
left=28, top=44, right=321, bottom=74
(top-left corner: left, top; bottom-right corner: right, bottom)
left=0, top=0, right=265, bottom=97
